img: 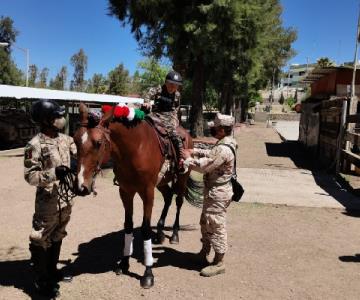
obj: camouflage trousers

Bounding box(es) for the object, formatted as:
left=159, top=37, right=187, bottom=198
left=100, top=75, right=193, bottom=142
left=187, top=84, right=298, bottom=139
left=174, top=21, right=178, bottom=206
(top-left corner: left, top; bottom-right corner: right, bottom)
left=30, top=204, right=72, bottom=249
left=200, top=211, right=227, bottom=254
left=151, top=111, right=180, bottom=138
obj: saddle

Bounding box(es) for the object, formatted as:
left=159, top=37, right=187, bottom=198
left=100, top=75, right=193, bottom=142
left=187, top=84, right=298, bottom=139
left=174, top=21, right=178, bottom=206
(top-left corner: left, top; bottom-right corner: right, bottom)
left=145, top=116, right=184, bottom=163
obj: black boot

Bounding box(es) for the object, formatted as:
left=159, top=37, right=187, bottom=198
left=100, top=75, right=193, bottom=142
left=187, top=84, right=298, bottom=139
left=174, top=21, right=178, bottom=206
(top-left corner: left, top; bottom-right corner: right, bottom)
left=171, top=133, right=185, bottom=173
left=48, top=241, right=72, bottom=282
left=29, top=243, right=60, bottom=298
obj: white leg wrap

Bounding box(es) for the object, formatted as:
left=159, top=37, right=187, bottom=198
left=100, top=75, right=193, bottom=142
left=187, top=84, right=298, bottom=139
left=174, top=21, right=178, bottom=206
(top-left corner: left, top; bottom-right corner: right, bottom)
left=144, top=239, right=153, bottom=266
left=123, top=233, right=134, bottom=256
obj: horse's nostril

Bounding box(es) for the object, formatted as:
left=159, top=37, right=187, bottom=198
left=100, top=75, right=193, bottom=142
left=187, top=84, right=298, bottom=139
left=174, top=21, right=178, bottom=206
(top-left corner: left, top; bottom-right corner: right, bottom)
left=79, top=185, right=90, bottom=196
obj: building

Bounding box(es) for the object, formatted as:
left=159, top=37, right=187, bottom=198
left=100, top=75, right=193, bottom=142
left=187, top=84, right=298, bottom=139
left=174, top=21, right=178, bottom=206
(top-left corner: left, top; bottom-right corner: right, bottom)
left=281, top=63, right=317, bottom=89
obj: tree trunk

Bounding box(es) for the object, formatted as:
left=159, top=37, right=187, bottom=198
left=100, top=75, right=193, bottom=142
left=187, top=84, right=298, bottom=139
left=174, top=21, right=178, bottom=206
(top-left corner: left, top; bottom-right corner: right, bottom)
left=189, top=55, right=205, bottom=137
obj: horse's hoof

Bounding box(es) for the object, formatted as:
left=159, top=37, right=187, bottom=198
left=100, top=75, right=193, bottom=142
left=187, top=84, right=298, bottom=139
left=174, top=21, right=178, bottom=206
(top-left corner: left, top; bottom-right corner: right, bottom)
left=140, top=274, right=154, bottom=289
left=170, top=234, right=179, bottom=244
left=154, top=232, right=165, bottom=244
left=115, top=259, right=129, bottom=275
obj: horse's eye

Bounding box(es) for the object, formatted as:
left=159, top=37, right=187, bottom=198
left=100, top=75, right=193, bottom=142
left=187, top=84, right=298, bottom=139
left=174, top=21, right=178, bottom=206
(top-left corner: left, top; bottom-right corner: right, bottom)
left=96, top=140, right=102, bottom=148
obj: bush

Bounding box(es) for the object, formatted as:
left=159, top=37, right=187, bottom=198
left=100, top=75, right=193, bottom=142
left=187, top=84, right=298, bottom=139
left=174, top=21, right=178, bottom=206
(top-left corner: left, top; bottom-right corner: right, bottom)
left=286, top=97, right=296, bottom=109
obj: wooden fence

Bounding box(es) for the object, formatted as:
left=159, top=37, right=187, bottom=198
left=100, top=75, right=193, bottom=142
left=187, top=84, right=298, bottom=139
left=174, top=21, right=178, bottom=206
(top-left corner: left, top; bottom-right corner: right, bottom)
left=335, top=97, right=360, bottom=173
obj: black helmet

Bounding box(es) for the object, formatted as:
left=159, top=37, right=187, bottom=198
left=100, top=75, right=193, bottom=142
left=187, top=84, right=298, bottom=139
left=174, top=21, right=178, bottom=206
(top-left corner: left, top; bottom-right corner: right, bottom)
left=165, top=70, right=182, bottom=85
left=31, top=99, right=65, bottom=125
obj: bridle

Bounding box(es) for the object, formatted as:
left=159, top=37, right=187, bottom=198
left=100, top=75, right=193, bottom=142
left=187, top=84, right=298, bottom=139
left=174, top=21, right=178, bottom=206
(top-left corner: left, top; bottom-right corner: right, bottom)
left=93, top=124, right=111, bottom=177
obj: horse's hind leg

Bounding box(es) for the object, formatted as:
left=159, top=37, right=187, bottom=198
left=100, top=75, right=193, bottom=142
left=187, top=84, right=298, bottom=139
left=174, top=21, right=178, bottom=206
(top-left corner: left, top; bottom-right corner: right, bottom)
left=115, top=188, right=134, bottom=276
left=156, top=184, right=173, bottom=244
left=170, top=195, right=183, bottom=244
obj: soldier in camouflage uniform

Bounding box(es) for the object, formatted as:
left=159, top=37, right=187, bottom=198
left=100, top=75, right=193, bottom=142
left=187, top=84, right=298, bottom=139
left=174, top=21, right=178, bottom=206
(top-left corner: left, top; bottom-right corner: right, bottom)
left=183, top=113, right=237, bottom=277
left=143, top=70, right=185, bottom=171
left=24, top=99, right=77, bottom=298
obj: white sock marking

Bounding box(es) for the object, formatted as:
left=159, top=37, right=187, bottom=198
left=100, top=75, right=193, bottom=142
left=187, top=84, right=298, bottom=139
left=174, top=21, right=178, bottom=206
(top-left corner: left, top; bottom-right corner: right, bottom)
left=123, top=233, right=134, bottom=256
left=144, top=239, right=153, bottom=266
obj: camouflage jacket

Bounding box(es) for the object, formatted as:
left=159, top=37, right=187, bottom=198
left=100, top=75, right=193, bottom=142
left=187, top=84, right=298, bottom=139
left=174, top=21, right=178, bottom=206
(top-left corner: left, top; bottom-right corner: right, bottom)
left=189, top=136, right=237, bottom=187
left=24, top=132, right=77, bottom=188
left=143, top=85, right=180, bottom=112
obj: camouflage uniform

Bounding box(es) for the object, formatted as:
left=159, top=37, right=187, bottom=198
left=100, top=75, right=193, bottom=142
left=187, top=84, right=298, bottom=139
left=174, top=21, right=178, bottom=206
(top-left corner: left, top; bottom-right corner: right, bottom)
left=24, top=132, right=77, bottom=249
left=189, top=135, right=237, bottom=254
left=143, top=84, right=181, bottom=132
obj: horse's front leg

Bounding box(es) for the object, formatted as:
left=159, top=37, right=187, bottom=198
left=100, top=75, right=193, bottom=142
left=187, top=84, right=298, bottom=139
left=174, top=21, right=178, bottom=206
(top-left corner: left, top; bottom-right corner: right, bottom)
left=115, top=188, right=135, bottom=275
left=170, top=195, right=183, bottom=244
left=156, top=184, right=173, bottom=244
left=139, top=186, right=155, bottom=289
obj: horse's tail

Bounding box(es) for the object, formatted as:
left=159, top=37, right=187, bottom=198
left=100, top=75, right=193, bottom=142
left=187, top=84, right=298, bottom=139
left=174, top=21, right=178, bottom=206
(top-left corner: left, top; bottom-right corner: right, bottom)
left=184, top=173, right=204, bottom=208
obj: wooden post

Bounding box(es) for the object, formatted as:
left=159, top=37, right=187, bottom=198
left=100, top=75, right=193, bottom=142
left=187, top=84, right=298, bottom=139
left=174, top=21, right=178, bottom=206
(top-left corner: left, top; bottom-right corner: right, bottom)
left=64, top=103, right=69, bottom=135
left=336, top=99, right=348, bottom=174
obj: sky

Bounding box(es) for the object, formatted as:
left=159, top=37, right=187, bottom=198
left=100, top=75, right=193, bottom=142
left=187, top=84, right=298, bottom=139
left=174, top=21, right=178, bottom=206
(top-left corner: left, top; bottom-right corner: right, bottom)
left=1, top=0, right=360, bottom=81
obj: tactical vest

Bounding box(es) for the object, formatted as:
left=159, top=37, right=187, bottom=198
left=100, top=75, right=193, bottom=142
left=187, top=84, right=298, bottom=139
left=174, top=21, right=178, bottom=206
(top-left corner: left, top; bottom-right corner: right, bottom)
left=154, top=85, right=176, bottom=112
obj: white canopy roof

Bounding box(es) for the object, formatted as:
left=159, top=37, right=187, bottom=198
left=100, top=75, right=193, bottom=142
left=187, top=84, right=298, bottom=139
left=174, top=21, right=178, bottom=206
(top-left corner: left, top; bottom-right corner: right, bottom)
left=0, top=84, right=143, bottom=104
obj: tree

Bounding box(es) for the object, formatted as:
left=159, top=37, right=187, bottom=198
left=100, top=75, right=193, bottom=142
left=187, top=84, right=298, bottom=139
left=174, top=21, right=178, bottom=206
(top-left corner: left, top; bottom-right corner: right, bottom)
left=279, top=92, right=285, bottom=105
left=136, top=58, right=169, bottom=91
left=28, top=64, right=38, bottom=87
left=316, top=57, right=335, bottom=68
left=0, top=16, right=22, bottom=85
left=0, top=16, right=18, bottom=53
left=108, top=63, right=130, bottom=95
left=70, top=48, right=88, bottom=91
left=49, top=66, right=67, bottom=90
left=108, top=0, right=296, bottom=135
left=86, top=73, right=108, bottom=94
left=38, top=67, right=49, bottom=88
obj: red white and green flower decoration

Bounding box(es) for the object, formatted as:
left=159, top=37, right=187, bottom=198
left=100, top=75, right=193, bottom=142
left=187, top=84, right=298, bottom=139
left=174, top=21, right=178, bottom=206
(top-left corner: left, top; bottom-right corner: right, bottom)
left=102, top=104, right=146, bottom=121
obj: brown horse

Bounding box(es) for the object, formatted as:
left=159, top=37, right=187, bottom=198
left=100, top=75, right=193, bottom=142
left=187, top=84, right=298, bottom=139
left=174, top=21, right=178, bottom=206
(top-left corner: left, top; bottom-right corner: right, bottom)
left=73, top=103, right=193, bottom=288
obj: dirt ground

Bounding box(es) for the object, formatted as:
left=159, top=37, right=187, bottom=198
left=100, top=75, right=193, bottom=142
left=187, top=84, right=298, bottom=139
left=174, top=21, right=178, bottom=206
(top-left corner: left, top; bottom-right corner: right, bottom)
left=1, top=124, right=360, bottom=300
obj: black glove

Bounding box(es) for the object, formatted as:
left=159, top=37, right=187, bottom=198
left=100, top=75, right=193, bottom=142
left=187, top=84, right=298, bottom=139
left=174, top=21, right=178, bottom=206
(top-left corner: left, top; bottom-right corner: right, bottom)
left=55, top=165, right=69, bottom=181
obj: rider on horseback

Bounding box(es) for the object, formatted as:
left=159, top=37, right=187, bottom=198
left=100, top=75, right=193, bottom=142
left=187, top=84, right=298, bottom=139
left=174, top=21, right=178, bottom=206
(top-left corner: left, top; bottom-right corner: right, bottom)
left=143, top=70, right=185, bottom=172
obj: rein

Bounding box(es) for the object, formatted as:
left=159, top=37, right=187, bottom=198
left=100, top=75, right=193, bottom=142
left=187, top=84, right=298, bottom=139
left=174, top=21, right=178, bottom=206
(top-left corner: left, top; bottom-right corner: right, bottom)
left=57, top=168, right=77, bottom=202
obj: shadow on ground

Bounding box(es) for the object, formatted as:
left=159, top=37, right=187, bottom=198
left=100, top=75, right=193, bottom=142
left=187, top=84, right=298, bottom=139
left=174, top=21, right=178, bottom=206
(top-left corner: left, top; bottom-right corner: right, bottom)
left=265, top=141, right=360, bottom=210
left=0, top=227, right=200, bottom=298
left=339, top=254, right=360, bottom=263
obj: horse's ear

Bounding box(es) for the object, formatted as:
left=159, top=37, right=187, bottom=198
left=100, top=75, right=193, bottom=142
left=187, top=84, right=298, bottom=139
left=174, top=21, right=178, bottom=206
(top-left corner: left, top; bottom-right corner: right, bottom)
left=99, top=105, right=115, bottom=128
left=79, top=102, right=88, bottom=127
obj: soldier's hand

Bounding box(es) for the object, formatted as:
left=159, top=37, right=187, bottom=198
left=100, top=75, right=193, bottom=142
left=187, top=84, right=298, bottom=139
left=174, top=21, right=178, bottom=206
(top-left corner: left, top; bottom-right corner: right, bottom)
left=55, top=165, right=69, bottom=181
left=141, top=103, right=152, bottom=113
left=182, top=149, right=193, bottom=159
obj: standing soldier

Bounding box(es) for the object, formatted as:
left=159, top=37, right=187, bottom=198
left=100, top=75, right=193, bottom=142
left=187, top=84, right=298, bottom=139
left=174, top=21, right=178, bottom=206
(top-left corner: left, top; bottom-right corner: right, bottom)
left=24, top=99, right=77, bottom=297
left=143, top=70, right=185, bottom=172
left=183, top=113, right=237, bottom=277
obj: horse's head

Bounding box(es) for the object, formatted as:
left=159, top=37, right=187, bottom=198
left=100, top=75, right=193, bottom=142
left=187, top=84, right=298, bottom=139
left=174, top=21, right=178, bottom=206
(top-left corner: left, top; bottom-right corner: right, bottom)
left=73, top=103, right=113, bottom=196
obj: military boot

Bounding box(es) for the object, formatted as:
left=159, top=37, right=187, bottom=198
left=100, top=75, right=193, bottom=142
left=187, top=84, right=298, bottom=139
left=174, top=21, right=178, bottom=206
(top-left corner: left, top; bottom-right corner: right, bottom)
left=193, top=243, right=211, bottom=266
left=48, top=241, right=72, bottom=283
left=200, top=252, right=225, bottom=277
left=29, top=243, right=60, bottom=298
left=171, top=133, right=186, bottom=174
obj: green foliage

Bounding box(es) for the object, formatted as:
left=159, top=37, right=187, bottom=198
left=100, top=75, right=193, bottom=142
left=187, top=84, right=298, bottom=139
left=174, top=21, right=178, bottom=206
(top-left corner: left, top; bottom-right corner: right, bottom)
left=38, top=67, right=49, bottom=88
left=286, top=96, right=296, bottom=108
left=108, top=1, right=296, bottom=125
left=108, top=63, right=130, bottom=95
left=28, top=64, right=38, bottom=87
left=0, top=16, right=22, bottom=85
left=86, top=73, right=108, bottom=94
left=248, top=91, right=263, bottom=108
left=0, top=48, right=23, bottom=85
left=70, top=48, right=88, bottom=91
left=136, top=58, right=169, bottom=92
left=49, top=66, right=67, bottom=90
left=0, top=16, right=18, bottom=54
left=316, top=57, right=335, bottom=68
